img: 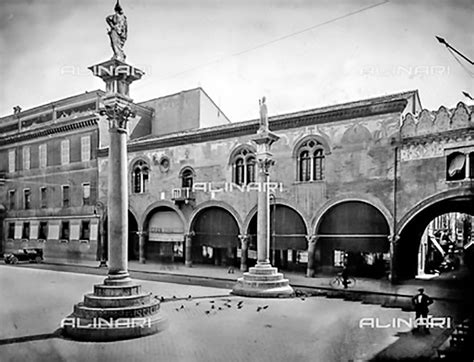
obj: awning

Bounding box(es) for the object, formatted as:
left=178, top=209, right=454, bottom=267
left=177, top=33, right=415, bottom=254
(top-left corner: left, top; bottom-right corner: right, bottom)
left=448, top=154, right=466, bottom=177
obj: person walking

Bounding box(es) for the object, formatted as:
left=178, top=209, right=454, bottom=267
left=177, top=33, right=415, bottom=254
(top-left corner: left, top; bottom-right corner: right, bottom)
left=412, top=288, right=433, bottom=333
left=341, top=264, right=350, bottom=289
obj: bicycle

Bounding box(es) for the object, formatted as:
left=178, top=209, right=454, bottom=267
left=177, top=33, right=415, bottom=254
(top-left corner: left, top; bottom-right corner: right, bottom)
left=330, top=273, right=356, bottom=288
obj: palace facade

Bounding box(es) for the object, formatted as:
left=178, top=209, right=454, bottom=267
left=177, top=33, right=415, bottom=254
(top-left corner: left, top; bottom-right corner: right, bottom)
left=2, top=87, right=473, bottom=279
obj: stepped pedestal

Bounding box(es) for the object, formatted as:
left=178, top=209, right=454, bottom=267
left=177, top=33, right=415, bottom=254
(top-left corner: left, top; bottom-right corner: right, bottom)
left=62, top=279, right=167, bottom=341
left=232, top=263, right=294, bottom=298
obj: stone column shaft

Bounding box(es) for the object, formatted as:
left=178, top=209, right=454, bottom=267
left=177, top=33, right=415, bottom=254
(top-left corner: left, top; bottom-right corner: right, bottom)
left=257, top=166, right=270, bottom=265
left=306, top=235, right=318, bottom=277
left=185, top=233, right=193, bottom=267
left=107, top=127, right=129, bottom=279
left=138, top=231, right=146, bottom=264
left=239, top=234, right=249, bottom=271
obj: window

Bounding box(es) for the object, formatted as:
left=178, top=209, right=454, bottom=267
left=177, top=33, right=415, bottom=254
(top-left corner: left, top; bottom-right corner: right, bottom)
left=132, top=160, right=149, bottom=193
left=39, top=144, right=47, bottom=168
left=231, top=147, right=256, bottom=185
left=62, top=185, right=70, bottom=207
left=80, top=220, right=90, bottom=240
left=82, top=183, right=90, bottom=205
left=60, top=221, right=70, bottom=240
left=181, top=168, right=194, bottom=188
left=24, top=189, right=31, bottom=209
left=8, top=149, right=15, bottom=173
left=38, top=222, right=48, bottom=240
left=40, top=187, right=47, bottom=208
left=61, top=140, right=70, bottom=165
left=22, top=222, right=30, bottom=240
left=8, top=222, right=15, bottom=239
left=81, top=136, right=91, bottom=161
left=313, top=149, right=324, bottom=181
left=8, top=190, right=15, bottom=210
left=297, top=139, right=326, bottom=182
left=299, top=151, right=310, bottom=181
left=23, top=146, right=30, bottom=170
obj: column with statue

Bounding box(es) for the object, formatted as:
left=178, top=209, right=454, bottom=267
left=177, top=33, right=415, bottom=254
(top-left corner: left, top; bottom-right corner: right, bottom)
left=232, top=97, right=294, bottom=297
left=62, top=1, right=166, bottom=341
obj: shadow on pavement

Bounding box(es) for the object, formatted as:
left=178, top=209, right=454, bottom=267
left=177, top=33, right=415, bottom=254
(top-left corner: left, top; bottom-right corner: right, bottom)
left=0, top=328, right=62, bottom=346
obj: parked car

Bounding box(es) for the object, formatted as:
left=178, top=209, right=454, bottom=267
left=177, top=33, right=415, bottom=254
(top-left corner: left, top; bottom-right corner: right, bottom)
left=4, top=248, right=44, bottom=264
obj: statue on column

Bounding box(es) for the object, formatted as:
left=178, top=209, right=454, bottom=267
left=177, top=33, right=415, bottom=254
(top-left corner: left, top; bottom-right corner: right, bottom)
left=106, top=1, right=128, bottom=61
left=258, top=96, right=269, bottom=132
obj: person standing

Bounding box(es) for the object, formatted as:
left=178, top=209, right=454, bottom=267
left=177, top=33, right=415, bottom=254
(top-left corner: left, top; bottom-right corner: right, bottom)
left=412, top=288, right=433, bottom=333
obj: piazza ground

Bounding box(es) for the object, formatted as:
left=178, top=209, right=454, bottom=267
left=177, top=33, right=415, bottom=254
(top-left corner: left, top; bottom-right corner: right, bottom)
left=0, top=265, right=465, bottom=361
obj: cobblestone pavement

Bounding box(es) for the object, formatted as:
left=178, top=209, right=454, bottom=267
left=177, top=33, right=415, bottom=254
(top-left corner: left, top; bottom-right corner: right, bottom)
left=0, top=265, right=443, bottom=362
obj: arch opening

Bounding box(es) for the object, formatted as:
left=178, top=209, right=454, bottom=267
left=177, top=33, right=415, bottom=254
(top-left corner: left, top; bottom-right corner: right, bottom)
left=144, top=207, right=185, bottom=263
left=128, top=211, right=139, bottom=261
left=396, top=195, right=474, bottom=280
left=247, top=204, right=307, bottom=272
left=315, top=201, right=390, bottom=277
left=190, top=206, right=239, bottom=267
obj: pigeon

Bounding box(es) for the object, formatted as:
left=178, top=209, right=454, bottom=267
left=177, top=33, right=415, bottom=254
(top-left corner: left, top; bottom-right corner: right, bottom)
left=263, top=305, right=269, bottom=310
left=211, top=305, right=215, bottom=309
left=237, top=301, right=243, bottom=307
left=175, top=308, right=180, bottom=312
left=187, top=295, right=192, bottom=300
left=195, top=302, right=200, bottom=306
left=218, top=307, right=223, bottom=311
left=180, top=305, right=185, bottom=309
left=301, top=297, right=306, bottom=301
left=257, top=307, right=262, bottom=312
left=172, top=296, right=177, bottom=299
left=210, top=300, right=215, bottom=304
left=160, top=296, right=165, bottom=302
left=237, top=305, right=243, bottom=310
left=205, top=310, right=210, bottom=315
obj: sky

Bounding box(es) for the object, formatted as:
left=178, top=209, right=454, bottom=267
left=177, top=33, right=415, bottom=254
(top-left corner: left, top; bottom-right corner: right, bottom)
left=0, top=0, right=473, bottom=121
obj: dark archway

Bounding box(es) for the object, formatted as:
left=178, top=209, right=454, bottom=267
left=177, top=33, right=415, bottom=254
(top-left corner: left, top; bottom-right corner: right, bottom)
left=247, top=204, right=307, bottom=271
left=396, top=195, right=473, bottom=280
left=316, top=201, right=390, bottom=277
left=143, top=207, right=185, bottom=263
left=128, top=211, right=139, bottom=261
left=191, top=207, right=239, bottom=267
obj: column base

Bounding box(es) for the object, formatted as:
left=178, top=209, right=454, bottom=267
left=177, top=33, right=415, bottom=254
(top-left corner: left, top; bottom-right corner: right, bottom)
left=231, top=263, right=294, bottom=298
left=62, top=278, right=167, bottom=342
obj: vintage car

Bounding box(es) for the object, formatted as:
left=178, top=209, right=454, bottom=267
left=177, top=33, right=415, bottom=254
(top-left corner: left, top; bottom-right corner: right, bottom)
left=4, top=248, right=44, bottom=264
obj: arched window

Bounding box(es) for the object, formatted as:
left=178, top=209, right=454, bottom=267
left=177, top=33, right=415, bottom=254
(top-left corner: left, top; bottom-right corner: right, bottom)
left=132, top=160, right=149, bottom=193
left=297, top=139, right=325, bottom=182
left=232, top=147, right=256, bottom=185
left=181, top=168, right=194, bottom=188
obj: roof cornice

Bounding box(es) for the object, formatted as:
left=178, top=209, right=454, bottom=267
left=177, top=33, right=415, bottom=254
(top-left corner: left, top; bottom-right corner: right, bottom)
left=0, top=116, right=98, bottom=147
left=98, top=98, right=407, bottom=156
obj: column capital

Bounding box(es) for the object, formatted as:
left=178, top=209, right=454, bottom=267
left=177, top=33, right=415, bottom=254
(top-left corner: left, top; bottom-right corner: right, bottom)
left=256, top=158, right=275, bottom=176
left=136, top=231, right=148, bottom=237
left=238, top=234, right=250, bottom=247
left=306, top=234, right=319, bottom=244
left=238, top=234, right=250, bottom=241
left=185, top=231, right=195, bottom=239
left=388, top=234, right=400, bottom=243
left=99, top=94, right=136, bottom=131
